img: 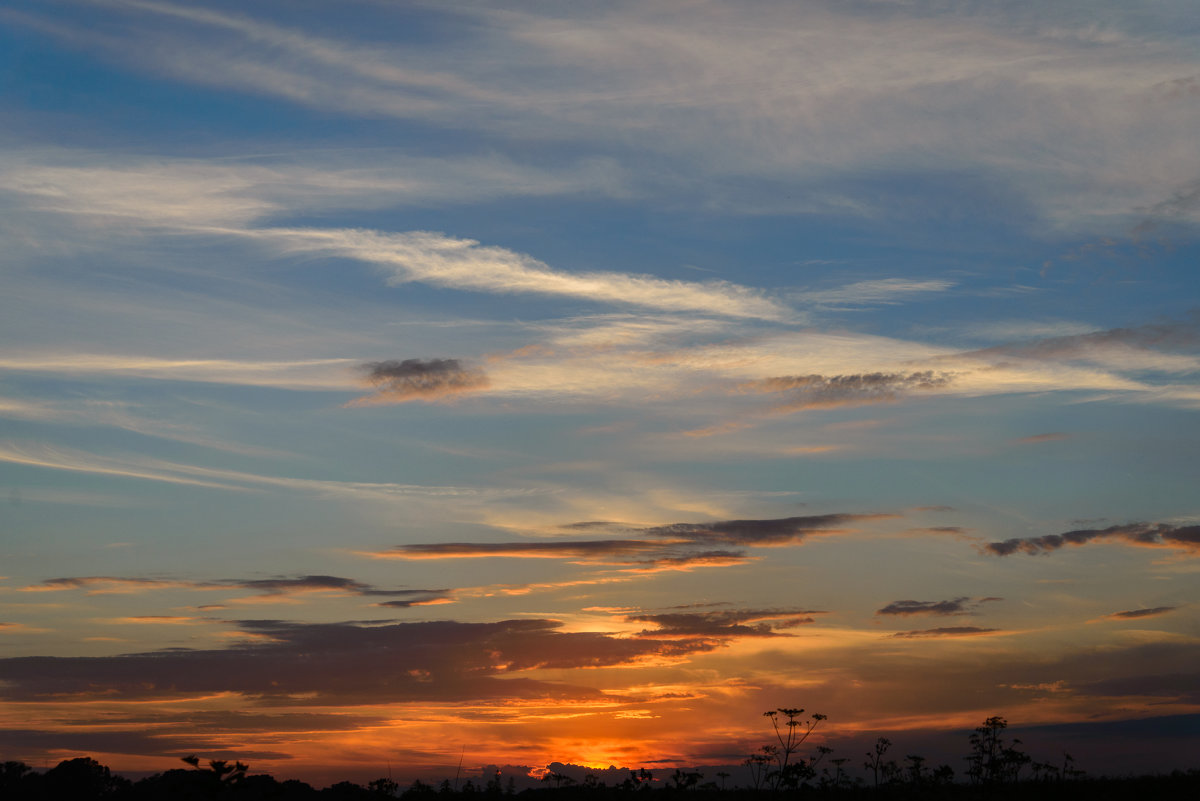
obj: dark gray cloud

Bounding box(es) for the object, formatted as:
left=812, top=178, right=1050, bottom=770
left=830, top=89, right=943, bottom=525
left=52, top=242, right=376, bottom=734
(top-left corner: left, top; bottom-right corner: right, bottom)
left=876, top=596, right=1001, bottom=616
left=348, top=358, right=489, bottom=405
left=889, top=626, right=1001, bottom=639
left=376, top=514, right=892, bottom=569
left=383, top=539, right=666, bottom=560
left=986, top=522, right=1200, bottom=556
left=742, top=371, right=952, bottom=410
left=628, top=608, right=821, bottom=639
left=0, top=728, right=290, bottom=761
left=642, top=513, right=893, bottom=546
left=0, top=617, right=733, bottom=705
left=23, top=573, right=452, bottom=606
left=1106, top=606, right=1178, bottom=620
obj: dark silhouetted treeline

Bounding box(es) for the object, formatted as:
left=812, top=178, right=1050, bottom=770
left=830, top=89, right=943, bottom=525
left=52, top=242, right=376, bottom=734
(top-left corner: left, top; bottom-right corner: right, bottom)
left=4, top=714, right=1197, bottom=801
left=2, top=755, right=1198, bottom=801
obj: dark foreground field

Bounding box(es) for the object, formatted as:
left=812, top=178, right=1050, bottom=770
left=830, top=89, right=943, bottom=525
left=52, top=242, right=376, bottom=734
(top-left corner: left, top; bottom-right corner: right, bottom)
left=3, top=758, right=1198, bottom=801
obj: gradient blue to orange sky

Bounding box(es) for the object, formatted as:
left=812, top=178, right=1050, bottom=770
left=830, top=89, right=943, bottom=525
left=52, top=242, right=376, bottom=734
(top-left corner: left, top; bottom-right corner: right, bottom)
left=1, top=0, right=1198, bottom=787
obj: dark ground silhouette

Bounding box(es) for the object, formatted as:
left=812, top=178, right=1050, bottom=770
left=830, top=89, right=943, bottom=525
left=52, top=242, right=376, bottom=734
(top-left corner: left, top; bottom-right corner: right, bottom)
left=4, top=714, right=1196, bottom=801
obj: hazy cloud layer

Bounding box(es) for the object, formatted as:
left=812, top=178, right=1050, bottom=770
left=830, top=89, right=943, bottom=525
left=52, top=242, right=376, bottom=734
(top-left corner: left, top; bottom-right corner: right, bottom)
left=348, top=358, right=490, bottom=405
left=986, top=522, right=1200, bottom=556
left=963, top=314, right=1200, bottom=369
left=11, top=0, right=1200, bottom=229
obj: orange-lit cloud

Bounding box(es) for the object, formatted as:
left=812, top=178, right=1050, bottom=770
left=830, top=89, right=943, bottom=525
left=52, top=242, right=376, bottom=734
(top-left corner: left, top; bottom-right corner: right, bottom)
left=628, top=609, right=821, bottom=639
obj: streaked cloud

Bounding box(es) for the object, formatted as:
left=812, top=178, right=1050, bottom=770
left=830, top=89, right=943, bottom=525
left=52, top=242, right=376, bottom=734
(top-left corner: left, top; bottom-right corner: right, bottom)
left=368, top=514, right=894, bottom=570
left=888, top=627, right=1004, bottom=639
left=802, top=279, right=955, bottom=307
left=250, top=228, right=792, bottom=321
left=959, top=314, right=1200, bottom=374
left=1015, top=432, right=1071, bottom=444
left=0, top=441, right=535, bottom=502
left=628, top=608, right=820, bottom=639
left=0, top=353, right=356, bottom=390
left=1105, top=606, right=1178, bottom=620
left=741, top=371, right=953, bottom=411
left=21, top=574, right=454, bottom=607
left=876, top=597, right=1002, bottom=617
left=986, top=522, right=1200, bottom=556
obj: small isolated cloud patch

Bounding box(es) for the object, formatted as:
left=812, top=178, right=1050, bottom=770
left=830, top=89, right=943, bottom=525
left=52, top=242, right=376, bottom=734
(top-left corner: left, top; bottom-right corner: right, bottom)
left=348, top=358, right=488, bottom=405
left=1106, top=606, right=1178, bottom=620
left=743, top=371, right=952, bottom=411
left=889, top=626, right=1002, bottom=639
left=986, top=522, right=1200, bottom=556
left=1015, top=432, right=1071, bottom=444
left=876, top=596, right=1001, bottom=616
left=628, top=608, right=821, bottom=639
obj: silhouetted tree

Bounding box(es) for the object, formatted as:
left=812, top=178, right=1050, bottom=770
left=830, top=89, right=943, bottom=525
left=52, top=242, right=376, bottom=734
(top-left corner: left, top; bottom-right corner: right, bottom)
left=181, top=755, right=250, bottom=785
left=668, top=768, right=702, bottom=791
left=743, top=747, right=774, bottom=791
left=864, top=737, right=891, bottom=789
left=965, top=715, right=1027, bottom=785
left=826, top=758, right=848, bottom=790
left=42, top=757, right=130, bottom=799
left=402, top=779, right=435, bottom=799
left=620, top=768, right=653, bottom=791
left=905, top=754, right=926, bottom=786
left=1, top=761, right=34, bottom=798
left=369, top=777, right=400, bottom=796
left=542, top=771, right=573, bottom=789
left=762, top=707, right=826, bottom=790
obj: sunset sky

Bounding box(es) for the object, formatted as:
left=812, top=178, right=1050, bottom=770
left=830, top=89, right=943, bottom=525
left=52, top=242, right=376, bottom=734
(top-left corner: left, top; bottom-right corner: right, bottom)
left=1, top=0, right=1198, bottom=787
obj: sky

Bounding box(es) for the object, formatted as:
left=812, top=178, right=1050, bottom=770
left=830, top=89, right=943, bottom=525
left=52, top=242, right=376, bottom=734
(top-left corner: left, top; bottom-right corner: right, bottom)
left=1, top=0, right=1198, bottom=787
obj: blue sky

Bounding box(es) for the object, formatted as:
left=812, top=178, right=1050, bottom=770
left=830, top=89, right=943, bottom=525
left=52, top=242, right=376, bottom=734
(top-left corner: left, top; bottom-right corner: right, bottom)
left=1, top=0, right=1198, bottom=786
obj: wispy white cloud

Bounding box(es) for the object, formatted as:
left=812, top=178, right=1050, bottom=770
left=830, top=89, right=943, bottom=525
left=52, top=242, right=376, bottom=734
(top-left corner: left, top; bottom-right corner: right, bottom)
left=0, top=354, right=356, bottom=389
left=1, top=153, right=787, bottom=320
left=0, top=396, right=292, bottom=458
left=801, top=279, right=956, bottom=307
left=243, top=227, right=792, bottom=320
left=0, top=150, right=628, bottom=229
left=13, top=0, right=1196, bottom=229
left=0, top=441, right=538, bottom=502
